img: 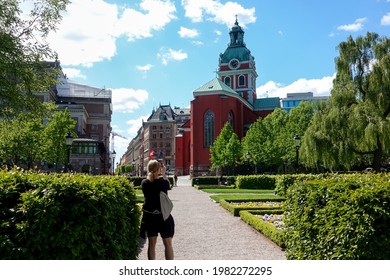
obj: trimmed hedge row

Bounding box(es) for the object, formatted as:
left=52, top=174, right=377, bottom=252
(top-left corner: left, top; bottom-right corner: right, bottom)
left=240, top=210, right=285, bottom=248
left=236, top=175, right=276, bottom=189
left=284, top=173, right=390, bottom=260
left=274, top=173, right=329, bottom=197
left=219, top=198, right=285, bottom=216
left=0, top=170, right=141, bottom=259
left=192, top=176, right=236, bottom=186
left=128, top=176, right=174, bottom=187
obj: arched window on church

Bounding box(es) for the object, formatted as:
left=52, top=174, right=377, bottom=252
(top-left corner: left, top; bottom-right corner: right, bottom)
left=204, top=110, right=215, bottom=148
left=228, top=111, right=234, bottom=128
left=224, top=76, right=231, bottom=88
left=239, top=75, right=245, bottom=86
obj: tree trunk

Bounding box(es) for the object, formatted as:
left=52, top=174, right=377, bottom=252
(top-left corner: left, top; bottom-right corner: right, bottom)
left=373, top=136, right=382, bottom=172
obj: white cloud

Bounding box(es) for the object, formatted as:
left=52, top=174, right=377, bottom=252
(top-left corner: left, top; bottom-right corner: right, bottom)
left=111, top=88, right=149, bottom=113
left=62, top=68, right=86, bottom=79
left=381, top=12, right=390, bottom=25
left=257, top=74, right=335, bottom=98
left=181, top=0, right=256, bottom=27
left=116, top=0, right=177, bottom=41
left=126, top=114, right=151, bottom=138
left=136, top=64, right=154, bottom=72
left=158, top=48, right=188, bottom=65
left=136, top=64, right=154, bottom=78
left=47, top=0, right=176, bottom=67
left=178, top=26, right=199, bottom=38
left=337, top=18, right=367, bottom=32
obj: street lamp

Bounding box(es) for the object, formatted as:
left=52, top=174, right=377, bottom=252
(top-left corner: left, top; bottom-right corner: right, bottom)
left=65, top=132, right=74, bottom=172
left=112, top=150, right=116, bottom=175
left=246, top=151, right=251, bottom=174
left=293, top=134, right=301, bottom=172
left=132, top=160, right=136, bottom=176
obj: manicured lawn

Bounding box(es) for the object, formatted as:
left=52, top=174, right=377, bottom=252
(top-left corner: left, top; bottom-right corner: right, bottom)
left=209, top=194, right=283, bottom=203
left=201, top=188, right=275, bottom=194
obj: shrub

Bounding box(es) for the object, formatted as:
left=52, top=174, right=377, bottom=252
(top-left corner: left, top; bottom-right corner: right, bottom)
left=0, top=170, right=141, bottom=259
left=236, top=175, right=276, bottom=189
left=284, top=173, right=390, bottom=260
left=240, top=210, right=285, bottom=248
left=274, top=174, right=329, bottom=197
left=192, top=176, right=235, bottom=186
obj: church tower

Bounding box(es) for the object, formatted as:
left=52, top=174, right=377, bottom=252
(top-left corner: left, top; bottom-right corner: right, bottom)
left=217, top=18, right=257, bottom=104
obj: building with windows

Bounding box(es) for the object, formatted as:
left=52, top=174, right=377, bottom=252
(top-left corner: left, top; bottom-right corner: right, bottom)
left=175, top=19, right=280, bottom=177
left=41, top=73, right=113, bottom=174
left=121, top=104, right=188, bottom=176
left=281, top=92, right=329, bottom=112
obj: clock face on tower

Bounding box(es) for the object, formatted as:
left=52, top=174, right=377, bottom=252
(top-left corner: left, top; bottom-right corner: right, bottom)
left=229, top=59, right=240, bottom=69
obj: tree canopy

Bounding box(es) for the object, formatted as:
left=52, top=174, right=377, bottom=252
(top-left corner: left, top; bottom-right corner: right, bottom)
left=0, top=0, right=69, bottom=117
left=301, top=32, right=390, bottom=171
left=0, top=104, right=75, bottom=169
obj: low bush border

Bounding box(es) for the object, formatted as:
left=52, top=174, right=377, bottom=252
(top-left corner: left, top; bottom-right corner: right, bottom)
left=219, top=198, right=284, bottom=216
left=240, top=210, right=285, bottom=248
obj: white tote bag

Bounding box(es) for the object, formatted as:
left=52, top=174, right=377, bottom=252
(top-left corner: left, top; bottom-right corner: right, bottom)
left=160, top=191, right=173, bottom=221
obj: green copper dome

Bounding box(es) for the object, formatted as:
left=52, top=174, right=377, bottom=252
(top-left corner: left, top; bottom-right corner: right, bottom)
left=219, top=19, right=254, bottom=63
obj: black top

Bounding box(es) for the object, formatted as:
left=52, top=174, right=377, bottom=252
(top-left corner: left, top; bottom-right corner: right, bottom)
left=141, top=178, right=170, bottom=212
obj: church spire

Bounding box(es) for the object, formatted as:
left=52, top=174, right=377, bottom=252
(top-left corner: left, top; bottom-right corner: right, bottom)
left=229, top=16, right=245, bottom=47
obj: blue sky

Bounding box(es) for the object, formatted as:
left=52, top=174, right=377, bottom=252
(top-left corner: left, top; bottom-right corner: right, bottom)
left=42, top=0, right=390, bottom=163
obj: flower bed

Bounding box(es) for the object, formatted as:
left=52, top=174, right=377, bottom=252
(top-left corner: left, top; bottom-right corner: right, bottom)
left=257, top=213, right=285, bottom=229
left=220, top=199, right=284, bottom=216
left=240, top=210, right=286, bottom=248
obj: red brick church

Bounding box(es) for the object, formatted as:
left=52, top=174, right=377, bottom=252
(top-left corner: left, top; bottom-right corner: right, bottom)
left=175, top=19, right=280, bottom=177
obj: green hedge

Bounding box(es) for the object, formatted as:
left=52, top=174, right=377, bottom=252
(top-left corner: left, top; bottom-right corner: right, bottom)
left=236, top=175, right=276, bottom=189
left=192, top=176, right=235, bottom=186
left=275, top=174, right=329, bottom=197
left=284, top=173, right=390, bottom=260
left=220, top=198, right=284, bottom=216
left=240, top=210, right=285, bottom=248
left=128, top=176, right=173, bottom=187
left=0, top=170, right=141, bottom=259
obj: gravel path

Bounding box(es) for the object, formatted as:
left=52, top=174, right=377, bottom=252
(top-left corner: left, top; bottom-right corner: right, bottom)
left=137, top=176, right=286, bottom=260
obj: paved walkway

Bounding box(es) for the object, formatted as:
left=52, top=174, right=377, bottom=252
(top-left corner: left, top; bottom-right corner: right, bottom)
left=137, top=176, right=286, bottom=260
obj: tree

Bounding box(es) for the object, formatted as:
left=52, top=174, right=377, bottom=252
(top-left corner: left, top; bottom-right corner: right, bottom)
left=301, top=32, right=390, bottom=171
left=0, top=104, right=75, bottom=169
left=0, top=0, right=70, bottom=117
left=42, top=108, right=76, bottom=168
left=210, top=123, right=239, bottom=171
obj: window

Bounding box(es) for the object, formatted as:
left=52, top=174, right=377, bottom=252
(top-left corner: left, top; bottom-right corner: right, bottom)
left=239, top=75, right=245, bottom=86
left=72, top=143, right=97, bottom=154
left=204, top=110, right=215, bottom=147
left=228, top=111, right=234, bottom=128
left=224, top=76, right=231, bottom=88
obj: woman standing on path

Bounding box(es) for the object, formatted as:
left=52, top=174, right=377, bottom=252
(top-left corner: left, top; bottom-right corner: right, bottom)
left=140, top=160, right=175, bottom=260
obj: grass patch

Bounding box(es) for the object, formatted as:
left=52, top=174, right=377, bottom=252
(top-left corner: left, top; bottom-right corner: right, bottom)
left=219, top=198, right=284, bottom=216
left=202, top=189, right=275, bottom=194
left=209, top=194, right=284, bottom=203
left=195, top=184, right=235, bottom=190
left=240, top=210, right=286, bottom=248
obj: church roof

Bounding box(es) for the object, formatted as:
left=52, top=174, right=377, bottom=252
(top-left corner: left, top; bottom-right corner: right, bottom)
left=193, top=78, right=238, bottom=96
left=253, top=97, right=280, bottom=110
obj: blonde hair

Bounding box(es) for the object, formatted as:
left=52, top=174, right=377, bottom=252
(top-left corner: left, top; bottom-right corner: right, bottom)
left=147, top=160, right=160, bottom=182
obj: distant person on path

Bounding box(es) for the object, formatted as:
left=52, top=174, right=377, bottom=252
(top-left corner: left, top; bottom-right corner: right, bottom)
left=174, top=173, right=178, bottom=186
left=140, top=159, right=175, bottom=260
